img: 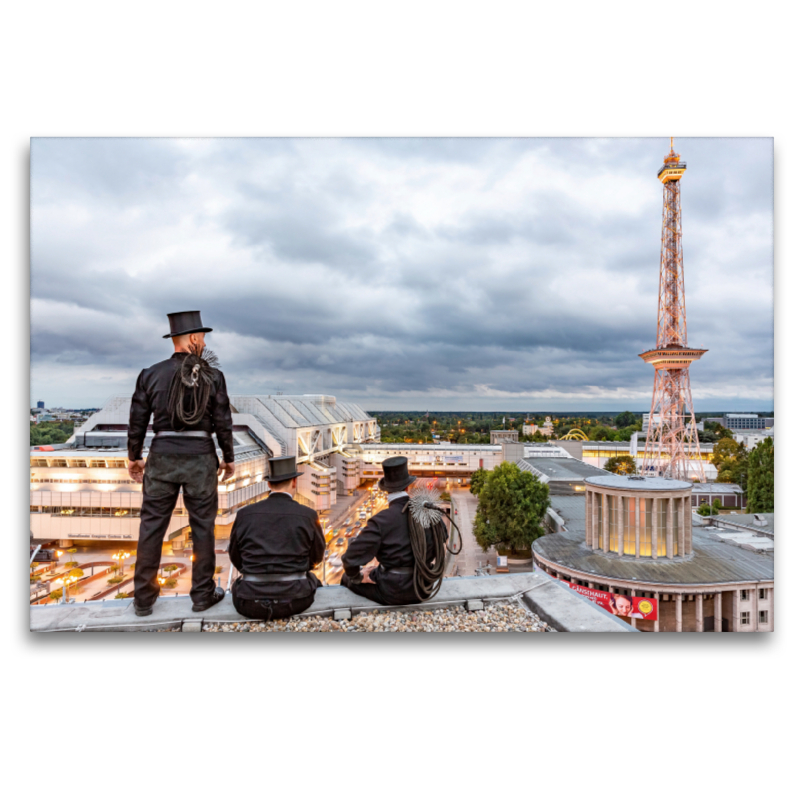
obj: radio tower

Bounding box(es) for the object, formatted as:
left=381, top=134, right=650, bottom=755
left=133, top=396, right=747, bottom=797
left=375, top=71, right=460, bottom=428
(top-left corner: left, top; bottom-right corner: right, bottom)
left=640, top=138, right=706, bottom=481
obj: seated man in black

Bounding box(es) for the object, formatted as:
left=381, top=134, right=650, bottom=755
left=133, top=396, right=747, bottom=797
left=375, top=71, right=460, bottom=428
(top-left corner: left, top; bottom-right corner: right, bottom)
left=228, top=456, right=325, bottom=621
left=340, top=456, right=437, bottom=606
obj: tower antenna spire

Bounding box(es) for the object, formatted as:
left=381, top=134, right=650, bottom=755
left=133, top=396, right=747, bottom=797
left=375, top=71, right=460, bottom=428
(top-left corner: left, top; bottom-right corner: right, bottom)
left=639, top=138, right=706, bottom=481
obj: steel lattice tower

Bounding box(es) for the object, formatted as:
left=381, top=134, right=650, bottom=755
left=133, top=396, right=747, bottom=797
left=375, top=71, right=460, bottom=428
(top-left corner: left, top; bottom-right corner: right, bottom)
left=639, top=139, right=706, bottom=481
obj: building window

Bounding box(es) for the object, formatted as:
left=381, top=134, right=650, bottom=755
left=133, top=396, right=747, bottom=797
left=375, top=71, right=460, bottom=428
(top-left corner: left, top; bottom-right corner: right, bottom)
left=759, top=610, right=768, bottom=624
left=740, top=611, right=750, bottom=627
left=759, top=588, right=767, bottom=600
left=740, top=589, right=749, bottom=601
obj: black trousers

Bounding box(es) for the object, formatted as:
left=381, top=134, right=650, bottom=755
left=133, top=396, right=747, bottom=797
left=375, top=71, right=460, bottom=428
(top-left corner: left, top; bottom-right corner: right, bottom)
left=340, top=572, right=389, bottom=604
left=134, top=453, right=219, bottom=609
left=340, top=571, right=424, bottom=606
left=232, top=592, right=315, bottom=621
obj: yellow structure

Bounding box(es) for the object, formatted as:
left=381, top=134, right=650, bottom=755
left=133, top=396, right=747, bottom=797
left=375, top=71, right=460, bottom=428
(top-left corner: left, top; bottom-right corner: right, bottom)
left=559, top=429, right=589, bottom=441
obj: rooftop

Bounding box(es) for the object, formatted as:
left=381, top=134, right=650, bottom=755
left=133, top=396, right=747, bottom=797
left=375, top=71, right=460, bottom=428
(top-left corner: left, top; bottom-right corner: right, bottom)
left=692, top=483, right=744, bottom=494
left=585, top=475, right=692, bottom=491
left=534, top=503, right=774, bottom=587
left=518, top=457, right=610, bottom=483
left=30, top=572, right=636, bottom=633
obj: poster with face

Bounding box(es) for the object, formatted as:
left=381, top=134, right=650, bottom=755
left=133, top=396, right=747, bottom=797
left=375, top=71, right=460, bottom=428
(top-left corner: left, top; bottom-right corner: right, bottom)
left=560, top=581, right=658, bottom=621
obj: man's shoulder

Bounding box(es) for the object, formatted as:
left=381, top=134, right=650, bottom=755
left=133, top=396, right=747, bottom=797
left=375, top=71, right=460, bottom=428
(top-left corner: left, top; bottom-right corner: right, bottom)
left=142, top=357, right=177, bottom=376
left=243, top=495, right=317, bottom=519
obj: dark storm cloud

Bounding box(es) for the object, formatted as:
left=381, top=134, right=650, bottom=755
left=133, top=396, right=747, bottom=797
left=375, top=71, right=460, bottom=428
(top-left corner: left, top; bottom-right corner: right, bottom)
left=30, top=137, right=773, bottom=410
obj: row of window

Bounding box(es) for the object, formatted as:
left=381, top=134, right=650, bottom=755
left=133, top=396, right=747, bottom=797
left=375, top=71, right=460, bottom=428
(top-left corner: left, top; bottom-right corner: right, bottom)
left=741, top=611, right=769, bottom=625
left=31, top=477, right=139, bottom=485
left=30, top=493, right=271, bottom=519
left=30, top=458, right=129, bottom=468
left=741, top=588, right=769, bottom=601
left=592, top=495, right=683, bottom=556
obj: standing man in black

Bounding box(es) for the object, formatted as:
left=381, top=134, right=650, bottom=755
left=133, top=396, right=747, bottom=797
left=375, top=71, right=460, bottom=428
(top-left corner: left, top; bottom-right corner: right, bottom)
left=340, top=457, right=436, bottom=606
left=228, top=456, right=325, bottom=620
left=127, top=311, right=235, bottom=616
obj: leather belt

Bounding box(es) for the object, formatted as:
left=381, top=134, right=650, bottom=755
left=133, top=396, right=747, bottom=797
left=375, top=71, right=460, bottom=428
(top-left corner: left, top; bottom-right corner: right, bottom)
left=383, top=567, right=413, bottom=575
left=241, top=572, right=307, bottom=583
left=155, top=430, right=212, bottom=438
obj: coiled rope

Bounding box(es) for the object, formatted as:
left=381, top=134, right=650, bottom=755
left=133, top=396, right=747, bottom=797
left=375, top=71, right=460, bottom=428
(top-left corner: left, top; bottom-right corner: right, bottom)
left=404, top=502, right=463, bottom=602
left=167, top=348, right=220, bottom=428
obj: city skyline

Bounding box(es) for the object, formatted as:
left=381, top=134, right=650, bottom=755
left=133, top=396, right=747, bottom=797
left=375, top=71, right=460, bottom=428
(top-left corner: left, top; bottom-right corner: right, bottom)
left=30, top=137, right=773, bottom=411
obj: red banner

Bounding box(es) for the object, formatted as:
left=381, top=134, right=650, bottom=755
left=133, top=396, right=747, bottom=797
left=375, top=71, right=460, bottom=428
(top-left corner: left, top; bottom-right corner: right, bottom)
left=559, top=581, right=658, bottom=621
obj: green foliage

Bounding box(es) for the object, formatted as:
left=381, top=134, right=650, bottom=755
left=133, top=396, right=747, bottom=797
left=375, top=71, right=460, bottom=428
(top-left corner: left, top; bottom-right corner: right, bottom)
left=746, top=438, right=774, bottom=513
left=49, top=589, right=65, bottom=601
left=161, top=578, right=178, bottom=590
left=603, top=455, right=638, bottom=475
left=472, top=462, right=550, bottom=554
left=711, top=437, right=745, bottom=467
left=588, top=425, right=617, bottom=441
left=163, top=564, right=179, bottom=573
left=614, top=411, right=638, bottom=428
left=64, top=561, right=79, bottom=568
left=30, top=421, right=74, bottom=446
left=712, top=498, right=723, bottom=513
left=469, top=468, right=488, bottom=496
left=67, top=567, right=84, bottom=580
left=439, top=491, right=451, bottom=503
left=114, top=592, right=131, bottom=600
left=696, top=503, right=712, bottom=517
left=711, top=437, right=748, bottom=489
left=107, top=576, right=124, bottom=585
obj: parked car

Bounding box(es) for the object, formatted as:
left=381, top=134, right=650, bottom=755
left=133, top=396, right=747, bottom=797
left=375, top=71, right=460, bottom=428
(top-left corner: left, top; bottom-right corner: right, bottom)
left=328, top=555, right=343, bottom=567
left=337, top=537, right=345, bottom=546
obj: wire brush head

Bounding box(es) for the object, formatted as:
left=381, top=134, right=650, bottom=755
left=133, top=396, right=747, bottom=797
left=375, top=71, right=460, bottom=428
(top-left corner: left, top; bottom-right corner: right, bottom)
left=408, top=480, right=443, bottom=528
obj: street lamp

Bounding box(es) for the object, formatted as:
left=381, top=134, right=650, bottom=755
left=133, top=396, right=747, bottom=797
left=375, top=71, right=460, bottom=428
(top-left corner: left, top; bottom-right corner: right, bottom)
left=112, top=551, right=131, bottom=577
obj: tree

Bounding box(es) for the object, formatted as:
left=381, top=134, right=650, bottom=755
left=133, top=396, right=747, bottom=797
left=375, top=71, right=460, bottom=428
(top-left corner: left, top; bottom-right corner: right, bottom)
left=588, top=425, right=617, bottom=441
left=603, top=455, right=638, bottom=475
left=696, top=503, right=712, bottom=517
left=746, top=437, right=774, bottom=513
left=712, top=498, right=723, bottom=514
left=469, top=468, right=488, bottom=496
left=711, top=437, right=745, bottom=468
left=472, top=462, right=550, bottom=554
left=614, top=411, right=638, bottom=429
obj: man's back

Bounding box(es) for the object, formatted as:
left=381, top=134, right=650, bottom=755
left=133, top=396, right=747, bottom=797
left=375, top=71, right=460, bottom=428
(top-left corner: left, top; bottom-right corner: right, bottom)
left=229, top=493, right=325, bottom=574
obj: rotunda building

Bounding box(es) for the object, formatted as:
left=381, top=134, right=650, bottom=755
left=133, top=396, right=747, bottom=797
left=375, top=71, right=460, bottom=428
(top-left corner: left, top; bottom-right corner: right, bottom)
left=533, top=475, right=774, bottom=633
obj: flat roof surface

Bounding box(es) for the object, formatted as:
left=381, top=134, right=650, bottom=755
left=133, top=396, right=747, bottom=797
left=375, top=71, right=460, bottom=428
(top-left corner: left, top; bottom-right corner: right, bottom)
left=709, top=513, right=774, bottom=536
left=361, top=443, right=500, bottom=451
left=585, top=475, right=692, bottom=491
left=692, top=483, right=743, bottom=493
left=519, top=457, right=609, bottom=482
left=534, top=502, right=774, bottom=586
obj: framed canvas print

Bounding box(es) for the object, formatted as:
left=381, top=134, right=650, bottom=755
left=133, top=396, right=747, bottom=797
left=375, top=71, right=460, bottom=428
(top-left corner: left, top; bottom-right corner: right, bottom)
left=29, top=137, right=773, bottom=634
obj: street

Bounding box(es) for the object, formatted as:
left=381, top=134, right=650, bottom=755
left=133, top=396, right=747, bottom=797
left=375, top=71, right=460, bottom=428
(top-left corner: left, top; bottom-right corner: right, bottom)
left=448, top=488, right=497, bottom=577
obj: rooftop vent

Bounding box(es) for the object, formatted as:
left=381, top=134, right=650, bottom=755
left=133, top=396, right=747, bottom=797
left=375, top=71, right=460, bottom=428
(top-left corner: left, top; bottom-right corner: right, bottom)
left=627, top=476, right=645, bottom=481
left=753, top=514, right=769, bottom=527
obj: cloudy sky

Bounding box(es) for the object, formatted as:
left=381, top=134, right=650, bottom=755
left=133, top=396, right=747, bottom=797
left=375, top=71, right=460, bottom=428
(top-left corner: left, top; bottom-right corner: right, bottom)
left=30, top=137, right=773, bottom=412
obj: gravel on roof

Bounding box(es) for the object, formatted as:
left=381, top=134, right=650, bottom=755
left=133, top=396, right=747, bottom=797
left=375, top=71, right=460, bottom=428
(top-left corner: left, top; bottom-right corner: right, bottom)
left=201, top=602, right=555, bottom=633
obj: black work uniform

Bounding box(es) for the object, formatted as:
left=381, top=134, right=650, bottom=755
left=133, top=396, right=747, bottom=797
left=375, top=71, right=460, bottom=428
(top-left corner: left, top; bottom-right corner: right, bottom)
left=228, top=493, right=325, bottom=620
left=127, top=352, right=235, bottom=609
left=340, top=496, right=437, bottom=606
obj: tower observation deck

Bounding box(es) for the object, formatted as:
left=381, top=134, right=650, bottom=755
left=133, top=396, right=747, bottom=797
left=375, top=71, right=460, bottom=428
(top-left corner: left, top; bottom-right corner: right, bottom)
left=640, top=139, right=706, bottom=481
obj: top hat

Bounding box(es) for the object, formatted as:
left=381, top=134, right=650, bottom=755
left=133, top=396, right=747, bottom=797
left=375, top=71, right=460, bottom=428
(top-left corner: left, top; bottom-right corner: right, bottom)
left=378, top=456, right=417, bottom=492
left=163, top=310, right=214, bottom=339
left=268, top=455, right=303, bottom=483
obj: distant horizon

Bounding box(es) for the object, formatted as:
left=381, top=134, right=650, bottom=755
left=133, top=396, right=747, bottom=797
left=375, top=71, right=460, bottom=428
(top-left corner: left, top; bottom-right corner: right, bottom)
left=32, top=400, right=774, bottom=417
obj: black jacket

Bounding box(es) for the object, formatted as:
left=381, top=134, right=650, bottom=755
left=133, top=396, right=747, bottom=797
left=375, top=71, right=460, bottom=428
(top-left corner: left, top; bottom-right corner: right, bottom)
left=229, top=493, right=325, bottom=600
left=342, top=496, right=437, bottom=604
left=127, top=352, right=235, bottom=463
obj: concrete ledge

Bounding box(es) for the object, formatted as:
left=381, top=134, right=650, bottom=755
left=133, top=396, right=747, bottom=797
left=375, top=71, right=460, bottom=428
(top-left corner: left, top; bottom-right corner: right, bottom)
left=30, top=572, right=633, bottom=633
left=522, top=573, right=638, bottom=633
